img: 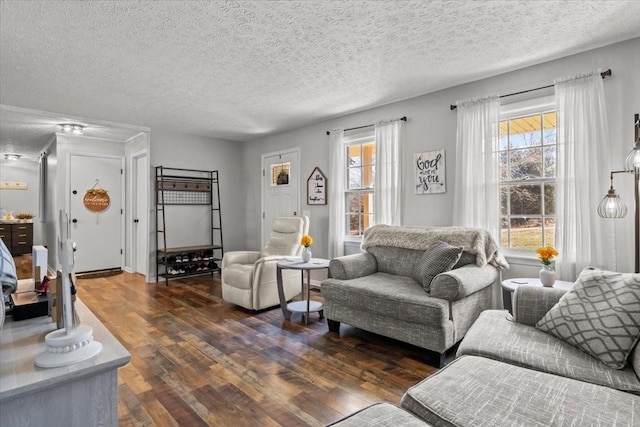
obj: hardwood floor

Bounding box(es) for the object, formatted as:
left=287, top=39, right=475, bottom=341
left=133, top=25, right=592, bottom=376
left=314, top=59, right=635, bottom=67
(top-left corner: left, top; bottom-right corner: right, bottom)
left=12, top=254, right=438, bottom=426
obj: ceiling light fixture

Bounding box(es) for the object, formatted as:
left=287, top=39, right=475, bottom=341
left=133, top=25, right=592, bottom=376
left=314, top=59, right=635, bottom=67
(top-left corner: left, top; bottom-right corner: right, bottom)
left=2, top=153, right=22, bottom=160
left=59, top=123, right=85, bottom=134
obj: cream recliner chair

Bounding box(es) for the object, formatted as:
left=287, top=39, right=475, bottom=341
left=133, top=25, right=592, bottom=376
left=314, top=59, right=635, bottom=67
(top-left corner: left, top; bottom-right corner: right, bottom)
left=221, top=216, right=309, bottom=310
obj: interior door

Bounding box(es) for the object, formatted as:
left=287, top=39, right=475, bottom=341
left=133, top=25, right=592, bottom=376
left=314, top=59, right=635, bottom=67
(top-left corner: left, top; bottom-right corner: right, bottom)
left=69, top=154, right=123, bottom=273
left=262, top=149, right=299, bottom=247
left=133, top=152, right=148, bottom=277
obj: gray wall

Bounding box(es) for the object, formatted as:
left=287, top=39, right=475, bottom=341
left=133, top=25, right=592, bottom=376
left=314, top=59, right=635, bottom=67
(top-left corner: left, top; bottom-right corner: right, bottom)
left=243, top=38, right=640, bottom=278
left=150, top=129, right=246, bottom=267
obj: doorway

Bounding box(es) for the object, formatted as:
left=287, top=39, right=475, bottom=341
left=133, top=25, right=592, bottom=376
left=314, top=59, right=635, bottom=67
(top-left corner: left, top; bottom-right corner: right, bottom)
left=132, top=150, right=148, bottom=278
left=261, top=148, right=300, bottom=247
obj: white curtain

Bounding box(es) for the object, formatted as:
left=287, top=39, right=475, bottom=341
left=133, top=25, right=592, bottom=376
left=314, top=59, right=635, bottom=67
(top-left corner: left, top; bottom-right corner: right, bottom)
left=328, top=129, right=345, bottom=259
left=555, top=70, right=615, bottom=280
left=374, top=119, right=403, bottom=226
left=453, top=96, right=501, bottom=240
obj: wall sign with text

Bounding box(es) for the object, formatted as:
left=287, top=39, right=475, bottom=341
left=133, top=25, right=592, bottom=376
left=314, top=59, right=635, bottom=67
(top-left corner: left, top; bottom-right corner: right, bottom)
left=307, top=167, right=327, bottom=205
left=414, top=149, right=446, bottom=194
left=84, top=187, right=110, bottom=212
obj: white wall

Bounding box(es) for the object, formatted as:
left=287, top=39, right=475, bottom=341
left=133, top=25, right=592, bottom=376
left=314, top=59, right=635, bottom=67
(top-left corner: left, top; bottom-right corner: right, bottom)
left=243, top=38, right=640, bottom=278
left=150, top=129, right=246, bottom=266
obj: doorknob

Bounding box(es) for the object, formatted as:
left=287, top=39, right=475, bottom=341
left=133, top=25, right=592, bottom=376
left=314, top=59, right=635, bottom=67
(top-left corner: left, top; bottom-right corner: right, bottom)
left=72, top=218, right=78, bottom=223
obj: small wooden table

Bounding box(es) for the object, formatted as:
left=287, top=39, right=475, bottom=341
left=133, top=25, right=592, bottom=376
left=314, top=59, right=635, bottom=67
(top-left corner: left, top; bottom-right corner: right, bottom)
left=277, top=258, right=329, bottom=324
left=501, top=278, right=574, bottom=314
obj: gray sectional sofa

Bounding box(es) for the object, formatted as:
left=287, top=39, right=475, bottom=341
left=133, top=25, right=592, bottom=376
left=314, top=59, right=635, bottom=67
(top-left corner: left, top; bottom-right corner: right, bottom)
left=329, top=281, right=640, bottom=427
left=321, top=225, right=507, bottom=367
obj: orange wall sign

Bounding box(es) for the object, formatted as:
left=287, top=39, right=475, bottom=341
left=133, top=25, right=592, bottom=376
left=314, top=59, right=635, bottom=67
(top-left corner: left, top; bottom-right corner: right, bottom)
left=83, top=189, right=110, bottom=212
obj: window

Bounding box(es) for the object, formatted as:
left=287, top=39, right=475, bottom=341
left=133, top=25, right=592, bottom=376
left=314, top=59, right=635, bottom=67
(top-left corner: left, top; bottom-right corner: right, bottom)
left=499, top=101, right=557, bottom=251
left=344, top=129, right=375, bottom=237
left=270, top=162, right=290, bottom=186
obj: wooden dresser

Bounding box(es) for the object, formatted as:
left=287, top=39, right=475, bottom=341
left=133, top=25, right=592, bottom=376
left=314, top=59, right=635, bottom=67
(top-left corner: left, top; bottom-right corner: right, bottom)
left=0, top=222, right=33, bottom=255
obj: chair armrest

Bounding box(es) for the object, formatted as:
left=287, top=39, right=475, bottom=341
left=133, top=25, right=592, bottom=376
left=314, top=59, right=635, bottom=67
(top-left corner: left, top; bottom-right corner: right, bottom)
left=222, top=251, right=261, bottom=269
left=255, top=255, right=288, bottom=265
left=513, top=286, right=567, bottom=326
left=329, top=253, right=377, bottom=280
left=430, top=264, right=498, bottom=301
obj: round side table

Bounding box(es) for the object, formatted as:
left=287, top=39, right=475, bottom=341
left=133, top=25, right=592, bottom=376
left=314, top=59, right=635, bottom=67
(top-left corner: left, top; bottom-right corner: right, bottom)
left=501, top=278, right=574, bottom=314
left=276, top=258, right=330, bottom=324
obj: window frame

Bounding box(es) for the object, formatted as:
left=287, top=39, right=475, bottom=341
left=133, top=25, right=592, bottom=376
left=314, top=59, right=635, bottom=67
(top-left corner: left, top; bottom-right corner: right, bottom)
left=498, top=96, right=557, bottom=257
left=343, top=127, right=376, bottom=240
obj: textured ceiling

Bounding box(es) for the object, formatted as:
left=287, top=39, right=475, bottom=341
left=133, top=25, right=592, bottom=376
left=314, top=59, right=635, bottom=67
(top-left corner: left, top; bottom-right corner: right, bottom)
left=0, top=107, right=144, bottom=161
left=1, top=0, right=640, bottom=157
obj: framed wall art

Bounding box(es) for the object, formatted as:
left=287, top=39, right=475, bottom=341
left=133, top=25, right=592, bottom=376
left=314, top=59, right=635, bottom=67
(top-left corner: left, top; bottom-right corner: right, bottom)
left=414, top=149, right=446, bottom=194
left=307, top=167, right=327, bottom=205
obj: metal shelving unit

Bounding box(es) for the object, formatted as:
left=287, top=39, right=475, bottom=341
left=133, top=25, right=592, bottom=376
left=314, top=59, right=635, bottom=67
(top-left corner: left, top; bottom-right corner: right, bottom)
left=155, top=166, right=223, bottom=285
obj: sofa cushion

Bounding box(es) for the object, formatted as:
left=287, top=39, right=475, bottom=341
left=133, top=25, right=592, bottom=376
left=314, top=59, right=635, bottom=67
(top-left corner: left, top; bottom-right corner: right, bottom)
left=321, top=273, right=449, bottom=325
left=412, top=241, right=463, bottom=291
left=367, top=246, right=424, bottom=276
left=536, top=268, right=640, bottom=369
left=457, top=310, right=640, bottom=394
left=327, top=403, right=431, bottom=427
left=401, top=355, right=639, bottom=427
left=452, top=251, right=476, bottom=269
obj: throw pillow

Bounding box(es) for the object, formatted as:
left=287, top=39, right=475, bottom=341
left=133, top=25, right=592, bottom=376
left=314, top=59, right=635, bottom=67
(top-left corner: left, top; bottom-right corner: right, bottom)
left=413, top=241, right=463, bottom=291
left=535, top=268, right=640, bottom=369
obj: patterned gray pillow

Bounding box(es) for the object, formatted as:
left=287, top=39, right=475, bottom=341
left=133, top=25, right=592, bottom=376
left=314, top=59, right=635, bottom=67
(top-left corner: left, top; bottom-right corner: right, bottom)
left=413, top=241, right=463, bottom=291
left=536, top=268, right=640, bottom=369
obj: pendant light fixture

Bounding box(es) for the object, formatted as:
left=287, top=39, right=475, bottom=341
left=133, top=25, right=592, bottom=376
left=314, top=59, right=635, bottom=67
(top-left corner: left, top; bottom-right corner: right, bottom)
left=598, top=113, right=640, bottom=272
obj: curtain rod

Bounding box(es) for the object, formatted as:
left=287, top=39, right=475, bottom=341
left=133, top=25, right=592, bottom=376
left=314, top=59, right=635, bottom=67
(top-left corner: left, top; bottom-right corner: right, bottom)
left=449, top=69, right=612, bottom=111
left=326, top=116, right=407, bottom=135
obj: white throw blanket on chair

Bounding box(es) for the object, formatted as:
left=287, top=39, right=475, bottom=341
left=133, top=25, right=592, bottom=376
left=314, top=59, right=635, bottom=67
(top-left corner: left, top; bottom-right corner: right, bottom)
left=362, top=225, right=510, bottom=269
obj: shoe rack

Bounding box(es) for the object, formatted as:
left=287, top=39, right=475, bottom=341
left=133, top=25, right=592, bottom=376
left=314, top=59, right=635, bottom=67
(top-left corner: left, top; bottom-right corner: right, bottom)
left=155, top=166, right=224, bottom=285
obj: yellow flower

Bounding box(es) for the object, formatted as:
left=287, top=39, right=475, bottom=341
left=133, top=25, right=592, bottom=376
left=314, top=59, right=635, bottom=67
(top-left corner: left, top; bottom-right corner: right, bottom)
left=301, top=234, right=313, bottom=247
left=536, top=246, right=558, bottom=265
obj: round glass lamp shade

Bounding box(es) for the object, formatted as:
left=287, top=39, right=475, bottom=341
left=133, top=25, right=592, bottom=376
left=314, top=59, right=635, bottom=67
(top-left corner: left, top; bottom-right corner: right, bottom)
left=597, top=189, right=628, bottom=218
left=625, top=145, right=640, bottom=172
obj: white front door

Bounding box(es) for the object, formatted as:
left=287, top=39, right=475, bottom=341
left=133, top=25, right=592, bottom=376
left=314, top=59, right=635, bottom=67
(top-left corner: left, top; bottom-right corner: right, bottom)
left=262, top=149, right=300, bottom=247
left=69, top=154, right=123, bottom=273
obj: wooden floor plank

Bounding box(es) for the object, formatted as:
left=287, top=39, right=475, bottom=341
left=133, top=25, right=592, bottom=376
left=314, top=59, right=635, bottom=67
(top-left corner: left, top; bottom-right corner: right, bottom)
left=12, top=254, right=439, bottom=426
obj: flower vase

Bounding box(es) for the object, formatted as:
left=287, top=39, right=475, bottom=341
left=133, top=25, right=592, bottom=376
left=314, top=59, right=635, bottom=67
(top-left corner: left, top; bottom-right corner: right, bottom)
left=302, top=247, right=312, bottom=263
left=539, top=264, right=556, bottom=287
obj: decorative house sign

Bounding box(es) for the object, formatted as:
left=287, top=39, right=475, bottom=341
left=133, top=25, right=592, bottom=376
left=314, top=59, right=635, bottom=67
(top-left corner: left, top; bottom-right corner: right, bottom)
left=307, top=167, right=327, bottom=205
left=84, top=180, right=110, bottom=212
left=414, top=149, right=446, bottom=194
